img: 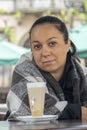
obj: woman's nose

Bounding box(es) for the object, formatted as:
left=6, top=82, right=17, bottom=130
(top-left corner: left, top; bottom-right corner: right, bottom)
left=41, top=45, right=50, bottom=56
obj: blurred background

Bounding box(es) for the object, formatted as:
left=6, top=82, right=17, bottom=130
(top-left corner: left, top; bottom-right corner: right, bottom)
left=0, top=0, right=87, bottom=103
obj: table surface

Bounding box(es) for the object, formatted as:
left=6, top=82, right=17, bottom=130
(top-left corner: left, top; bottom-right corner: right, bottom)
left=0, top=120, right=87, bottom=130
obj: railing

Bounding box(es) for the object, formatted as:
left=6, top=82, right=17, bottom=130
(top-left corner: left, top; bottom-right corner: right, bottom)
left=0, top=66, right=14, bottom=87
left=0, top=0, right=84, bottom=14
left=0, top=65, right=14, bottom=103
left=0, top=0, right=66, bottom=12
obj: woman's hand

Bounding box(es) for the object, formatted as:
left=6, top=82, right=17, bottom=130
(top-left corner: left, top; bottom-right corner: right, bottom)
left=82, top=106, right=87, bottom=122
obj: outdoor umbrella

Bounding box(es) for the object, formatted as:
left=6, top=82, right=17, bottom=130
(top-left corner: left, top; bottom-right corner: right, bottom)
left=69, top=24, right=87, bottom=58
left=0, top=40, right=30, bottom=65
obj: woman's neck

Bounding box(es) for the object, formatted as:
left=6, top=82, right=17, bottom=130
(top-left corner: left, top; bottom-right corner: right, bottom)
left=51, top=66, right=65, bottom=81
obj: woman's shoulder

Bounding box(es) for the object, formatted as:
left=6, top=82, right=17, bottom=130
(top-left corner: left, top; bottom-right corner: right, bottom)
left=81, top=65, right=87, bottom=76
left=16, top=52, right=33, bottom=65
left=74, top=58, right=87, bottom=76
left=13, top=52, right=34, bottom=76
left=13, top=52, right=45, bottom=82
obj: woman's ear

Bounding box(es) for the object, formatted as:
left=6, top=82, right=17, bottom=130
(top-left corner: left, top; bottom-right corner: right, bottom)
left=66, top=39, right=71, bottom=52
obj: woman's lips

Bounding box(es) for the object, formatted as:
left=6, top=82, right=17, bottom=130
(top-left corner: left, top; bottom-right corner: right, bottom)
left=42, top=60, right=55, bottom=65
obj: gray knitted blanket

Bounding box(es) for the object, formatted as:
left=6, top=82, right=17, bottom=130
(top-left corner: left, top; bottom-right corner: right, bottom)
left=6, top=53, right=87, bottom=119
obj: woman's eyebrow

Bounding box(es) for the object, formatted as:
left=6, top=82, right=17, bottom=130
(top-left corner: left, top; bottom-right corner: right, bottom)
left=46, top=37, right=57, bottom=42
left=31, top=40, right=40, bottom=44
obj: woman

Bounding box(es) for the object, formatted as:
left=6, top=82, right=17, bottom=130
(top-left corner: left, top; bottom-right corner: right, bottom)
left=6, top=15, right=87, bottom=121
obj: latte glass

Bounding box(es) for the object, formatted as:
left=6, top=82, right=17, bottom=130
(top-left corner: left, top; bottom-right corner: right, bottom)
left=27, top=82, right=46, bottom=117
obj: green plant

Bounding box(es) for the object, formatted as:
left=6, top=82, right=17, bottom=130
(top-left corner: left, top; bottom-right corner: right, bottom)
left=4, top=25, right=17, bottom=42
left=0, top=8, right=4, bottom=14
left=14, top=10, right=21, bottom=19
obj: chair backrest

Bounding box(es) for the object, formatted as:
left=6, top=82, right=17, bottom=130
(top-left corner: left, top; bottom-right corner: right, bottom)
left=0, top=112, right=6, bottom=120
left=0, top=103, right=8, bottom=120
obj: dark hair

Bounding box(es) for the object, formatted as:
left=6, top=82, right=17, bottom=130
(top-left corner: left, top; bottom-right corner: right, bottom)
left=29, top=15, right=77, bottom=57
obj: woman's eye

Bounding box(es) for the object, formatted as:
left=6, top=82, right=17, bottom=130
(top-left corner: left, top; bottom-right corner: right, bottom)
left=34, top=44, right=41, bottom=50
left=49, top=42, right=57, bottom=47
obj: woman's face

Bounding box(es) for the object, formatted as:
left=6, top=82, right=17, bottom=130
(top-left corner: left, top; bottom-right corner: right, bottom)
left=30, top=23, right=70, bottom=76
